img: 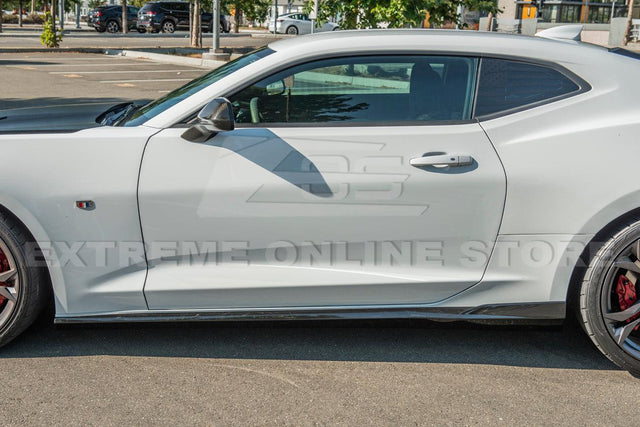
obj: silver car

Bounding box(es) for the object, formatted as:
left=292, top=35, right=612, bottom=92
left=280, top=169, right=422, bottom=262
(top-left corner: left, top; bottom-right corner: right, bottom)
left=1, top=29, right=640, bottom=375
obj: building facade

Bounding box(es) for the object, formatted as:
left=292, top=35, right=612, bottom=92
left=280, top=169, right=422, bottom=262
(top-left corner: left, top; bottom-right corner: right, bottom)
left=500, top=0, right=639, bottom=23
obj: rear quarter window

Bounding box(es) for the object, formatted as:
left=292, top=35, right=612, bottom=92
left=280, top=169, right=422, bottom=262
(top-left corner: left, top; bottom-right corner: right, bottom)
left=474, top=58, right=582, bottom=118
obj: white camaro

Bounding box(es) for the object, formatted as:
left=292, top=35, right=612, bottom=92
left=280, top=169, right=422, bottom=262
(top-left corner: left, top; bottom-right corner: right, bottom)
left=2, top=29, right=640, bottom=375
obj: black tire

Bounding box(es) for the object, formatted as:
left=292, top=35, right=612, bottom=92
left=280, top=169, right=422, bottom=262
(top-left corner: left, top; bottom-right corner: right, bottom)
left=286, top=25, right=298, bottom=35
left=161, top=19, right=175, bottom=33
left=95, top=27, right=106, bottom=33
left=106, top=19, right=120, bottom=33
left=579, top=218, right=640, bottom=375
left=0, top=211, right=48, bottom=348
left=137, top=27, right=146, bottom=34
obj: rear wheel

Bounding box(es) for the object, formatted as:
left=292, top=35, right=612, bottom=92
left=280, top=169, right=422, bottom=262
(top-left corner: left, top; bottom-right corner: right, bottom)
left=0, top=212, right=48, bottom=348
left=286, top=25, right=298, bottom=35
left=161, top=20, right=175, bottom=33
left=106, top=20, right=120, bottom=33
left=580, top=219, right=640, bottom=375
left=137, top=27, right=146, bottom=34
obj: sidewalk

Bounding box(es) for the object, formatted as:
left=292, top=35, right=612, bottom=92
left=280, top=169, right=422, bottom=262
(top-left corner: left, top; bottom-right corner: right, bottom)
left=1, top=23, right=270, bottom=35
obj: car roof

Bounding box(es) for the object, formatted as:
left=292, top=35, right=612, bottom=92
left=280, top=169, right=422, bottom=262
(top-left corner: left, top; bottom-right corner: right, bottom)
left=268, top=29, right=607, bottom=65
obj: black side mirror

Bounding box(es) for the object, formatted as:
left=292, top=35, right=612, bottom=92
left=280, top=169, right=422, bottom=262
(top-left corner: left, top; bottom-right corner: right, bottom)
left=181, top=97, right=235, bottom=143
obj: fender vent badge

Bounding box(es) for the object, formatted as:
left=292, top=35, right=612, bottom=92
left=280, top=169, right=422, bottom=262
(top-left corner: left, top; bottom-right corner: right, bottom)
left=76, top=200, right=96, bottom=211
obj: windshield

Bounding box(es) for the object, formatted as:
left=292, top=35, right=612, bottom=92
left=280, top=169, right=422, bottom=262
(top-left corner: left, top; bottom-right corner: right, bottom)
left=122, top=47, right=275, bottom=127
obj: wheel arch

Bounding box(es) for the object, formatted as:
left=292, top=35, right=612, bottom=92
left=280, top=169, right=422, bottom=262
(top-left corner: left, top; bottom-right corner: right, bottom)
left=0, top=199, right=67, bottom=315
left=564, top=204, right=640, bottom=317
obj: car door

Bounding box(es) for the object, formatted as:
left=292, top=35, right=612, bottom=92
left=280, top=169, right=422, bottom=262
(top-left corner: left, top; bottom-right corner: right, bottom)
left=138, top=54, right=506, bottom=310
left=127, top=6, right=138, bottom=28
left=172, top=2, right=189, bottom=27
left=298, top=14, right=312, bottom=34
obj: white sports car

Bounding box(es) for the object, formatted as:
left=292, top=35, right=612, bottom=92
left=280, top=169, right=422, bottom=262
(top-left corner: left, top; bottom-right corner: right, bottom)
left=2, top=29, right=640, bottom=375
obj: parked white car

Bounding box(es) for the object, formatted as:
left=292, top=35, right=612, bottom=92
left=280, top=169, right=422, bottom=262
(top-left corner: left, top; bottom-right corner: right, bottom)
left=2, top=29, right=640, bottom=375
left=268, top=12, right=339, bottom=35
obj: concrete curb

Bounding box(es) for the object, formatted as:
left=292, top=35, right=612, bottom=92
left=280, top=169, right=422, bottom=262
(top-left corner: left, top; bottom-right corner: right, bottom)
left=0, top=46, right=250, bottom=58
left=0, top=47, right=108, bottom=53
left=111, top=49, right=227, bottom=68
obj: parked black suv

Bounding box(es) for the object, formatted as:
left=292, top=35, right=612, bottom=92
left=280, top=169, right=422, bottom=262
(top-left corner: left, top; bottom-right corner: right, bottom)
left=88, top=5, right=142, bottom=33
left=137, top=1, right=231, bottom=33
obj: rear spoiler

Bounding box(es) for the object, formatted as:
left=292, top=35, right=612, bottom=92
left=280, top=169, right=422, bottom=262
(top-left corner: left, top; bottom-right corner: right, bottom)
left=535, top=25, right=583, bottom=42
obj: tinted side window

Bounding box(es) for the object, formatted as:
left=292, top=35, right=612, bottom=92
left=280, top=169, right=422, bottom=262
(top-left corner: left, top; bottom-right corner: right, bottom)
left=139, top=3, right=156, bottom=12
left=475, top=58, right=580, bottom=117
left=229, top=55, right=478, bottom=125
left=172, top=3, right=189, bottom=12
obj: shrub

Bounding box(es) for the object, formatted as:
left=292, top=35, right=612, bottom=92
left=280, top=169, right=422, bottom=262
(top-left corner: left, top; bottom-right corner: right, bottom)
left=1, top=13, right=46, bottom=24
left=40, top=12, right=63, bottom=48
left=28, top=13, right=45, bottom=24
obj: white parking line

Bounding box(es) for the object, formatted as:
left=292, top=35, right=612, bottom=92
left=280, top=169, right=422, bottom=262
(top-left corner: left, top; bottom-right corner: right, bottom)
left=100, top=78, right=193, bottom=83
left=49, top=69, right=204, bottom=74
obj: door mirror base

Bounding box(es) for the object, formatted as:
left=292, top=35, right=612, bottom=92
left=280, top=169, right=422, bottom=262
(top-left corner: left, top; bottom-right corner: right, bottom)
left=181, top=97, right=235, bottom=143
left=181, top=124, right=221, bottom=143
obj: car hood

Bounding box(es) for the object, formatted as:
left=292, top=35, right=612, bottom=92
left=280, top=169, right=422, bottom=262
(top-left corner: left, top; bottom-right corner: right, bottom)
left=0, top=101, right=147, bottom=133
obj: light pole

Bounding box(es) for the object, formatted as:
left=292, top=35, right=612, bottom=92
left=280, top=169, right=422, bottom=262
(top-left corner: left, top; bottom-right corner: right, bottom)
left=202, top=0, right=229, bottom=60
left=212, top=0, right=219, bottom=51
left=75, top=2, right=80, bottom=29
left=59, top=0, right=64, bottom=30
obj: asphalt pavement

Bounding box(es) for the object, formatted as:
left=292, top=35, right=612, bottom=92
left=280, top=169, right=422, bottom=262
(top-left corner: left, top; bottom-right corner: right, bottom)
left=1, top=51, right=639, bottom=426
left=0, top=52, right=210, bottom=111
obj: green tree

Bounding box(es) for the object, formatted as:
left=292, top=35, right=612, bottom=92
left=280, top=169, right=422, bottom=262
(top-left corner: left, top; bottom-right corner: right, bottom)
left=221, top=0, right=270, bottom=32
left=312, top=0, right=499, bottom=29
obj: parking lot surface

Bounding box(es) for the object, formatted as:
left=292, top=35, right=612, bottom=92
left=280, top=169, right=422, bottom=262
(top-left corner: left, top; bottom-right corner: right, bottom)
left=0, top=52, right=210, bottom=111
left=1, top=52, right=639, bottom=426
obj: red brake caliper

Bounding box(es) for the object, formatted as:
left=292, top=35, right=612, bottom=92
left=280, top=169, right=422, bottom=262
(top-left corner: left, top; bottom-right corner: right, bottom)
left=0, top=249, right=8, bottom=305
left=616, top=275, right=640, bottom=330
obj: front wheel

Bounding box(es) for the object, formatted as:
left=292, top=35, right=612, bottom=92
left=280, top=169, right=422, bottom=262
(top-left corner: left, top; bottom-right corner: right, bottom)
left=580, top=219, right=640, bottom=375
left=137, top=27, right=146, bottom=34
left=95, top=27, right=106, bottom=33
left=0, top=212, right=48, bottom=348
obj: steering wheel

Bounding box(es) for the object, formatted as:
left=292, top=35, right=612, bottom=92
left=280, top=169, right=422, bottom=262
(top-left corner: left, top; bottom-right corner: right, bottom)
left=249, top=97, right=261, bottom=124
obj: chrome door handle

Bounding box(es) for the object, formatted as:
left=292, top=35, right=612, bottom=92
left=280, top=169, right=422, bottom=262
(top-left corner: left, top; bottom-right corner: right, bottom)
left=410, top=154, right=473, bottom=168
